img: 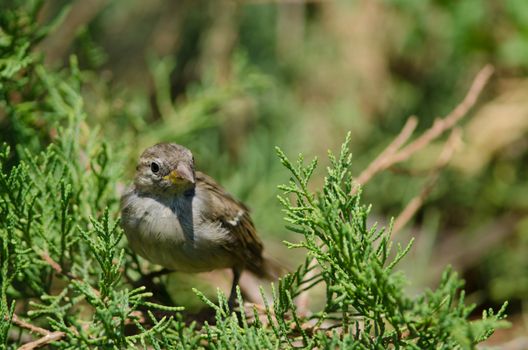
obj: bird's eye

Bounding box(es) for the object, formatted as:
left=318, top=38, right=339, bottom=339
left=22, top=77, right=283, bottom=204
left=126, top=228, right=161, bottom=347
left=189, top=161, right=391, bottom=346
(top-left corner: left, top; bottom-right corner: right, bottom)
left=150, top=162, right=160, bottom=173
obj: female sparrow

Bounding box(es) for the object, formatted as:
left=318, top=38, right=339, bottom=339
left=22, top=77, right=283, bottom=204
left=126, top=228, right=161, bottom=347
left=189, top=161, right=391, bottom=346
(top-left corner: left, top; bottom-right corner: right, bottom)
left=120, top=143, right=280, bottom=306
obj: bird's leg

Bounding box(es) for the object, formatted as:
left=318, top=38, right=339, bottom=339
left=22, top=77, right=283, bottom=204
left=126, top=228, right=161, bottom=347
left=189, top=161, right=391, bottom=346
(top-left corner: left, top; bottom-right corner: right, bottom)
left=132, top=267, right=174, bottom=307
left=228, top=267, right=241, bottom=311
left=135, top=268, right=173, bottom=294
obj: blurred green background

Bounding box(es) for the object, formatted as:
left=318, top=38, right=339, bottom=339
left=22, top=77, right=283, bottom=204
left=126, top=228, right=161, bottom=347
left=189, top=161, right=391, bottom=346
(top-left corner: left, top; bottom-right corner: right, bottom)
left=3, top=0, right=528, bottom=343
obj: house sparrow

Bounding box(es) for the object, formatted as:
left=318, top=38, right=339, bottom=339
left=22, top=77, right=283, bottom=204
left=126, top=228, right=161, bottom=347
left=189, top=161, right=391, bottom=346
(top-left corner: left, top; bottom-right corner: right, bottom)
left=120, top=143, right=281, bottom=306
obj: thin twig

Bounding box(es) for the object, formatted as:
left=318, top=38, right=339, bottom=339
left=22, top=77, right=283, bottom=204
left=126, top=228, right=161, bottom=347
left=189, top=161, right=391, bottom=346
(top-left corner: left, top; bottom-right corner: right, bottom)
left=39, top=252, right=76, bottom=281
left=392, top=128, right=462, bottom=235
left=386, top=66, right=494, bottom=234
left=40, top=252, right=63, bottom=275
left=384, top=65, right=493, bottom=167
left=353, top=64, right=493, bottom=188
left=9, top=314, right=65, bottom=350
left=18, top=332, right=65, bottom=350
left=354, top=116, right=418, bottom=188
left=39, top=251, right=100, bottom=297
left=11, top=314, right=49, bottom=336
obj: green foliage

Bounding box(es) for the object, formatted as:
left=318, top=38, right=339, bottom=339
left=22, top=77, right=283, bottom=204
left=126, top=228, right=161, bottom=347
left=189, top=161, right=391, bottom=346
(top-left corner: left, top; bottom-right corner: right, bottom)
left=272, top=136, right=508, bottom=348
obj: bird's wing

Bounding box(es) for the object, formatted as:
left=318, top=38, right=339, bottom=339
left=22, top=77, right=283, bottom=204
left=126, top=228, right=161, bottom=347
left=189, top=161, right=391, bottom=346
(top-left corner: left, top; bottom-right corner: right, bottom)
left=195, top=171, right=266, bottom=276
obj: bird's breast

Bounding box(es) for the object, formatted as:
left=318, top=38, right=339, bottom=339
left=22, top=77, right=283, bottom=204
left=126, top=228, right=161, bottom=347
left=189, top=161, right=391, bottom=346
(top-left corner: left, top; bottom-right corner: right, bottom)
left=120, top=190, right=235, bottom=272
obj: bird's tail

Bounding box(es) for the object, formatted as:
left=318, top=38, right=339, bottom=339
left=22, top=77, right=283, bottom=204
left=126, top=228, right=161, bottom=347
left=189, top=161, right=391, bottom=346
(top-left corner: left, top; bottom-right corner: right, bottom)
left=256, top=254, right=287, bottom=281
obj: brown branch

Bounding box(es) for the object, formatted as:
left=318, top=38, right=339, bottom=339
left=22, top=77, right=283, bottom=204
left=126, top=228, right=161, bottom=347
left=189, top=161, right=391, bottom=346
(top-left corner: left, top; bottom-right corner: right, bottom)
left=11, top=314, right=49, bottom=336
left=39, top=252, right=76, bottom=281
left=39, top=251, right=100, bottom=297
left=386, top=65, right=493, bottom=166
left=39, top=252, right=63, bottom=275
left=9, top=314, right=65, bottom=350
left=18, top=332, right=65, bottom=350
left=7, top=255, right=84, bottom=348
left=392, top=128, right=462, bottom=235
left=353, top=64, right=494, bottom=189
left=354, top=116, right=418, bottom=188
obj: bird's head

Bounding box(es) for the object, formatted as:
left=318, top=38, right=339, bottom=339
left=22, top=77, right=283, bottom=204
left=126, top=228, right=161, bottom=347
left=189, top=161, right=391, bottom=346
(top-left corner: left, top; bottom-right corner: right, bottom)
left=134, top=143, right=196, bottom=196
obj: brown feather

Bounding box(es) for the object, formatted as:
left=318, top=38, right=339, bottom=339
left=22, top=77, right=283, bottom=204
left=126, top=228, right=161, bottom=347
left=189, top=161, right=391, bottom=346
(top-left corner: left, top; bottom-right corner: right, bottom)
left=195, top=171, right=272, bottom=278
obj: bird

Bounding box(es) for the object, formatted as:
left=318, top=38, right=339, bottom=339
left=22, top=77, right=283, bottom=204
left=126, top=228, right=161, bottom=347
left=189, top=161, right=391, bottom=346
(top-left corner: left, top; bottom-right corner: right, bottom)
left=120, top=143, right=281, bottom=308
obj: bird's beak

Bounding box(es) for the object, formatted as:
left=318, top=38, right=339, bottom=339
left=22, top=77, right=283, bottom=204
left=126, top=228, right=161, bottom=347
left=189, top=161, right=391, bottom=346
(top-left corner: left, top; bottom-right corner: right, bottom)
left=164, top=164, right=195, bottom=185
